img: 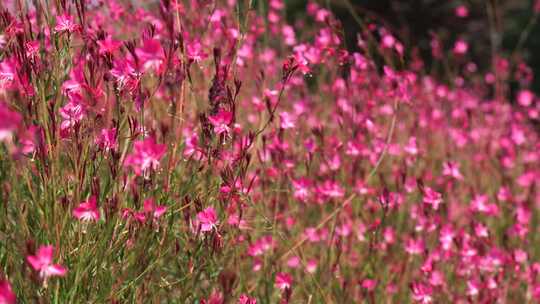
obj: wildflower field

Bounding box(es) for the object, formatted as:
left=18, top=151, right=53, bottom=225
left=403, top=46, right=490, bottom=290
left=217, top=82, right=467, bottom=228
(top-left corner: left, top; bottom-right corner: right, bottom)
left=0, top=0, right=539, bottom=303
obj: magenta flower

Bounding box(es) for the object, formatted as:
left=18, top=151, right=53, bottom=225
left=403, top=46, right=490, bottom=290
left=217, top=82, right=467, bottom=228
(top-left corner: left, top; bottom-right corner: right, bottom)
left=61, top=63, right=86, bottom=96
left=196, top=207, right=218, bottom=232
left=25, top=40, right=40, bottom=58
left=97, top=35, right=122, bottom=55
left=0, top=58, right=16, bottom=89
left=455, top=5, right=469, bottom=18
left=27, top=245, right=67, bottom=279
left=186, top=40, right=208, bottom=63
left=517, top=89, right=534, bottom=107
left=453, top=39, right=468, bottom=55
left=110, top=57, right=139, bottom=92
left=404, top=237, right=425, bottom=255
left=442, top=161, right=463, bottom=180
left=135, top=39, right=165, bottom=73
left=305, top=259, right=317, bottom=274
left=143, top=198, right=167, bottom=220
left=73, top=196, right=100, bottom=222
left=95, top=128, right=118, bottom=152
left=0, top=279, right=15, bottom=304
left=59, top=100, right=85, bottom=137
left=124, top=137, right=167, bottom=176
left=404, top=137, right=419, bottom=156
left=361, top=279, right=377, bottom=291
left=317, top=180, right=344, bottom=199
left=470, top=194, right=499, bottom=216
left=291, top=177, right=311, bottom=202
left=0, top=102, right=21, bottom=142
left=238, top=294, right=257, bottom=304
left=279, top=111, right=296, bottom=129
left=247, top=235, right=276, bottom=257
left=411, top=282, right=433, bottom=303
left=208, top=109, right=233, bottom=135
left=423, top=187, right=443, bottom=210
left=54, top=14, right=79, bottom=34
left=275, top=272, right=293, bottom=290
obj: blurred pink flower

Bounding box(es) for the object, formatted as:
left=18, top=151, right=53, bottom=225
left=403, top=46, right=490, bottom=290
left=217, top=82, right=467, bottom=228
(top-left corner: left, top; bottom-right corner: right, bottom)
left=453, top=40, right=468, bottom=55
left=135, top=39, right=165, bottom=73
left=455, top=5, right=469, bottom=18
left=73, top=196, right=100, bottom=222
left=238, top=294, right=257, bottom=304
left=0, top=279, right=15, bottom=304
left=27, top=245, right=67, bottom=279
left=423, top=187, right=443, bottom=210
left=208, top=109, right=233, bottom=135
left=97, top=35, right=122, bottom=55
left=186, top=40, right=208, bottom=63
left=0, top=103, right=21, bottom=142
left=517, top=90, right=534, bottom=107
left=54, top=14, right=79, bottom=33
left=411, top=282, right=432, bottom=303
left=197, top=207, right=218, bottom=232
left=143, top=198, right=167, bottom=220
left=95, top=128, right=118, bottom=152
left=361, top=279, right=377, bottom=291
left=275, top=272, right=292, bottom=290
left=442, top=161, right=463, bottom=180
left=124, top=137, right=167, bottom=176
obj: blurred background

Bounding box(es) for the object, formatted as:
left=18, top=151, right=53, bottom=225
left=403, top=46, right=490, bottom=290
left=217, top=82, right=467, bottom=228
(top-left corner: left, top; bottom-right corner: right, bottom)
left=284, top=0, right=540, bottom=92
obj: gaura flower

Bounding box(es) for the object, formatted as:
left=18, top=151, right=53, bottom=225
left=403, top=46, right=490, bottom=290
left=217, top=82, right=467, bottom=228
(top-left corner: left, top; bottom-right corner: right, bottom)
left=27, top=245, right=67, bottom=279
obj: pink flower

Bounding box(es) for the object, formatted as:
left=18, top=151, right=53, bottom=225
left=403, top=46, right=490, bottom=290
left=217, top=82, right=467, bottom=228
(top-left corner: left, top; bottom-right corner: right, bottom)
left=381, top=34, right=395, bottom=49
left=73, top=196, right=100, bottom=222
left=317, top=180, right=344, bottom=199
left=183, top=132, right=203, bottom=160
left=455, top=5, right=469, bottom=18
left=453, top=40, right=468, bottom=55
left=27, top=245, right=67, bottom=279
left=411, top=282, right=433, bottom=303
left=470, top=194, right=499, bottom=216
left=0, top=58, right=16, bottom=89
left=423, top=187, right=443, bottom=210
left=135, top=39, right=165, bottom=73
left=54, top=14, right=79, bottom=33
left=110, top=58, right=139, bottom=92
left=0, top=102, right=21, bottom=142
left=466, top=279, right=481, bottom=297
left=405, top=238, right=425, bottom=255
left=305, top=259, right=317, bottom=274
left=291, top=177, right=311, bottom=202
left=275, top=272, right=293, bottom=290
left=59, top=100, right=85, bottom=136
left=186, top=40, right=208, bottom=63
left=517, top=90, right=534, bottom=107
left=361, top=279, right=377, bottom=291
left=25, top=40, right=40, bottom=58
left=196, top=207, right=218, bottom=232
left=143, top=198, right=167, bottom=220
left=208, top=109, right=233, bottom=135
left=247, top=236, right=276, bottom=256
left=442, top=161, right=463, bottom=180
left=0, top=279, right=16, bottom=304
left=95, top=128, right=118, bottom=152
left=97, top=35, right=122, bottom=55
left=62, top=63, right=86, bottom=96
left=238, top=294, right=257, bottom=304
left=124, top=137, right=167, bottom=176
left=404, top=137, right=419, bottom=156
left=279, top=111, right=296, bottom=129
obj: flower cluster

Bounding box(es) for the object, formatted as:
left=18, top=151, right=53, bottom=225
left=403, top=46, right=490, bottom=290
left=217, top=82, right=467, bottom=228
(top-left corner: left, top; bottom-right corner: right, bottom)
left=0, top=0, right=538, bottom=303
